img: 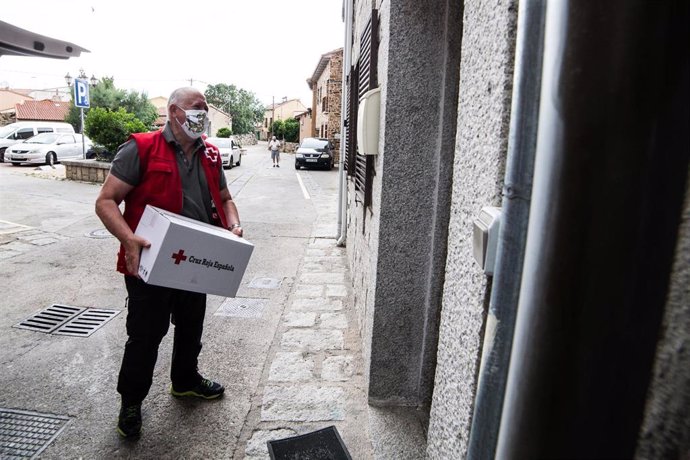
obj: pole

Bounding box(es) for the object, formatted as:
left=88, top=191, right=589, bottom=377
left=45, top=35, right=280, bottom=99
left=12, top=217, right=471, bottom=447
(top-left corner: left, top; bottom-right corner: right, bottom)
left=271, top=95, right=275, bottom=139
left=80, top=107, right=86, bottom=159
left=496, top=1, right=689, bottom=457
left=336, top=0, right=354, bottom=245
left=466, top=1, right=546, bottom=457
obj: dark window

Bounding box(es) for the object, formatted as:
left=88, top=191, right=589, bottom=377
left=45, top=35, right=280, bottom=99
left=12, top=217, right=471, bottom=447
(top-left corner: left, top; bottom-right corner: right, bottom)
left=16, top=128, right=35, bottom=140
left=322, top=96, right=328, bottom=113
left=37, top=128, right=53, bottom=134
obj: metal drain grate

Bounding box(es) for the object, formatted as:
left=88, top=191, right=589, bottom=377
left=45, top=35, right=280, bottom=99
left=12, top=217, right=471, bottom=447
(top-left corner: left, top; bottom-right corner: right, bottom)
left=215, top=298, right=267, bottom=318
left=14, top=305, right=120, bottom=337
left=248, top=277, right=283, bottom=289
left=52, top=309, right=120, bottom=337
left=0, top=408, right=70, bottom=459
left=14, top=304, right=85, bottom=334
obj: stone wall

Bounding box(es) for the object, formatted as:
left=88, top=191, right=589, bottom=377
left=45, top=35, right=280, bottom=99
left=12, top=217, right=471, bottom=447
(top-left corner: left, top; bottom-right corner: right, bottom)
left=636, top=179, right=690, bottom=459
left=282, top=142, right=299, bottom=153
left=235, top=133, right=258, bottom=146
left=62, top=159, right=110, bottom=183
left=328, top=50, right=344, bottom=160
left=346, top=0, right=516, bottom=457
left=427, top=0, right=517, bottom=457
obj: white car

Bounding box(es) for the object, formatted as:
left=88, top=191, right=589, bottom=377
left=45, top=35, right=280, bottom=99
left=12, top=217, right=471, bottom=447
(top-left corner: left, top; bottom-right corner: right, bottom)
left=6, top=133, right=93, bottom=166
left=206, top=136, right=243, bottom=169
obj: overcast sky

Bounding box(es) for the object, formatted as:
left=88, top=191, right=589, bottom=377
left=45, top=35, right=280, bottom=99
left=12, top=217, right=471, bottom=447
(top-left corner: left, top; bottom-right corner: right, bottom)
left=1, top=0, right=344, bottom=107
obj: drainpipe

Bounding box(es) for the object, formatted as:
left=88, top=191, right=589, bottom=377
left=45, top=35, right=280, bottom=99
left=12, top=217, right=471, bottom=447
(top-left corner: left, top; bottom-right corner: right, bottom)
left=466, top=1, right=546, bottom=458
left=496, top=1, right=689, bottom=458
left=336, top=0, right=354, bottom=246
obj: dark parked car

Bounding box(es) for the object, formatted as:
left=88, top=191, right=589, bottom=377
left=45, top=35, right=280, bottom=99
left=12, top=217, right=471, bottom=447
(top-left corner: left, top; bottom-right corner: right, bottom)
left=294, top=137, right=335, bottom=170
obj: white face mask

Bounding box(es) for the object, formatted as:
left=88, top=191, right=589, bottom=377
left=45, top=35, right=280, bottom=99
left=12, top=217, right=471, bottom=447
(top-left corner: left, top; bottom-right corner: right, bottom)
left=176, top=108, right=209, bottom=139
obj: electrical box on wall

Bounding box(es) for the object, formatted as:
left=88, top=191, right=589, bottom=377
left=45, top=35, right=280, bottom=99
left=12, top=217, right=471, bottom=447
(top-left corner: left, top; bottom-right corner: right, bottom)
left=356, top=87, right=381, bottom=155
left=473, top=207, right=502, bottom=276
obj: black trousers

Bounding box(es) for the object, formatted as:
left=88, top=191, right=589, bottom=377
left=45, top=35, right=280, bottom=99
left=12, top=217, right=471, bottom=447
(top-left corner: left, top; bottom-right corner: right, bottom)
left=117, top=276, right=206, bottom=405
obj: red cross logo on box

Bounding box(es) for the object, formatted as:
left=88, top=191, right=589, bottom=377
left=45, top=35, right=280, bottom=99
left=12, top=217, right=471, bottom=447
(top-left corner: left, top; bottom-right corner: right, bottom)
left=171, top=249, right=187, bottom=265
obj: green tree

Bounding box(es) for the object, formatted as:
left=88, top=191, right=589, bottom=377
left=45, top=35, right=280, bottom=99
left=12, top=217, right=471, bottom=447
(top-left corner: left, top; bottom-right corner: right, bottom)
left=283, top=118, right=300, bottom=142
left=84, top=107, right=147, bottom=158
left=205, top=83, right=264, bottom=135
left=271, top=120, right=285, bottom=139
left=119, top=91, right=158, bottom=128
left=216, top=127, right=232, bottom=138
left=66, top=77, right=158, bottom=131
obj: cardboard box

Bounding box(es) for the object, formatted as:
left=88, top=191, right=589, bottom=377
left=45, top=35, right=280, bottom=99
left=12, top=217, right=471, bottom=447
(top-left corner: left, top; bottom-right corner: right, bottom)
left=134, top=205, right=254, bottom=297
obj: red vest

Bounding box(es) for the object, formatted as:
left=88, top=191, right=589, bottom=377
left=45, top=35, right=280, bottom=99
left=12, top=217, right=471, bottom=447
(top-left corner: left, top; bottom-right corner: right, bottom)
left=116, top=130, right=228, bottom=274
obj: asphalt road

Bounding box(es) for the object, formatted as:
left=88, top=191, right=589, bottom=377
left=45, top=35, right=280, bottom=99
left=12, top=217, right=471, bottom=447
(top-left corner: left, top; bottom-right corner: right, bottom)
left=0, top=143, right=352, bottom=459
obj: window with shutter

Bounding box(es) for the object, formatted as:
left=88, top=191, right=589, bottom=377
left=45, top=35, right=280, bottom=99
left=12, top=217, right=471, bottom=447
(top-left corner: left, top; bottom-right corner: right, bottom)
left=346, top=10, right=379, bottom=210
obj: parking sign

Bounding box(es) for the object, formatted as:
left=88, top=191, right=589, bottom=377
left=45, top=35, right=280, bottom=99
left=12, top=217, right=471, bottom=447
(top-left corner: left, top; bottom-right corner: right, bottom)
left=74, top=78, right=90, bottom=108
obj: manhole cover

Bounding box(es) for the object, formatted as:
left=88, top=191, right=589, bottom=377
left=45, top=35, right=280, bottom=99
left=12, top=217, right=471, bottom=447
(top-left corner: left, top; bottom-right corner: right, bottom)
left=248, top=277, right=282, bottom=289
left=0, top=408, right=70, bottom=459
left=215, top=298, right=267, bottom=318
left=85, top=228, right=112, bottom=239
left=14, top=305, right=120, bottom=337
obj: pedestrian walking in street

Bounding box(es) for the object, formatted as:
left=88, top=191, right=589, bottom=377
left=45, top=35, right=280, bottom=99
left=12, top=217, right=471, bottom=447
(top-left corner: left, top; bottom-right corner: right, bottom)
left=95, top=87, right=244, bottom=439
left=269, top=135, right=281, bottom=167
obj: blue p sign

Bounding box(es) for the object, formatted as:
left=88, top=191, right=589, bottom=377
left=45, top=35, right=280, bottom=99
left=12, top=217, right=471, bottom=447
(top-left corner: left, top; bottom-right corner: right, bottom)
left=74, top=78, right=90, bottom=108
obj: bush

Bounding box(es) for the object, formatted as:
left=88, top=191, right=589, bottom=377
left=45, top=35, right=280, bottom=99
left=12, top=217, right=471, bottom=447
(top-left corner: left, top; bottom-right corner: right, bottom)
left=216, top=127, right=232, bottom=138
left=87, top=144, right=115, bottom=162
left=283, top=119, right=299, bottom=143
left=271, top=120, right=285, bottom=139
left=84, top=107, right=148, bottom=155
left=270, top=119, right=299, bottom=142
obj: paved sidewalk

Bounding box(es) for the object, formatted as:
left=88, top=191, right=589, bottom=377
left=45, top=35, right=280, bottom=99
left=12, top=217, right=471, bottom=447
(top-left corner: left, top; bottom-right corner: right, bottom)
left=0, top=158, right=377, bottom=458
left=239, top=173, right=374, bottom=459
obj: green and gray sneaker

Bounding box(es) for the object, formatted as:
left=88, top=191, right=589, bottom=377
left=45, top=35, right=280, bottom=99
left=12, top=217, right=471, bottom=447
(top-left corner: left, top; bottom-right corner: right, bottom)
left=170, top=378, right=225, bottom=400
left=117, top=403, right=142, bottom=438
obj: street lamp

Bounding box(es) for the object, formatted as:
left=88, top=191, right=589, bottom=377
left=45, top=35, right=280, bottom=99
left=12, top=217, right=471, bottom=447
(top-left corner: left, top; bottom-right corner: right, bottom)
left=64, top=69, right=98, bottom=87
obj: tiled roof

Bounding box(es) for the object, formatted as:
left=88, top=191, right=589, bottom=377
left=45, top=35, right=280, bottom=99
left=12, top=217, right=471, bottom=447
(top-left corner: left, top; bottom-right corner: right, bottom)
left=15, top=99, right=70, bottom=121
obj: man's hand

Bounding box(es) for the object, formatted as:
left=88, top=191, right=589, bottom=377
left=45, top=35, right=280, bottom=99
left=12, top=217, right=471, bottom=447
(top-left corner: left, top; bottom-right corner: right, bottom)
left=95, top=174, right=151, bottom=276
left=220, top=187, right=243, bottom=239
left=123, top=235, right=151, bottom=277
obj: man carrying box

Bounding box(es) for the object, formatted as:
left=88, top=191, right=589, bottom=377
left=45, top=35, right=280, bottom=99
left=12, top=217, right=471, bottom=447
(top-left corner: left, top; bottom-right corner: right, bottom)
left=95, top=87, right=244, bottom=439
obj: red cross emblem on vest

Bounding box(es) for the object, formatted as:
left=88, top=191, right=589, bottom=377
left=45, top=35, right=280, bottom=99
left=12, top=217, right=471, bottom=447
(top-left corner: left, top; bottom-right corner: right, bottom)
left=204, top=146, right=219, bottom=163
left=171, top=249, right=187, bottom=265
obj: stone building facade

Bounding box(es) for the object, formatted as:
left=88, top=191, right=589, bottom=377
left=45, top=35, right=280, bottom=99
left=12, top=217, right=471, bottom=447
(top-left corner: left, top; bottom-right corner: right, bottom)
left=340, top=0, right=689, bottom=458
left=261, top=99, right=308, bottom=141
left=307, top=48, right=343, bottom=161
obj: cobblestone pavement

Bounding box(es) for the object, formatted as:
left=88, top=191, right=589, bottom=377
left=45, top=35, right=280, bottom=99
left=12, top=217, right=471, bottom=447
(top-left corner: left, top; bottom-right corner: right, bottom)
left=240, top=172, right=373, bottom=459
left=0, top=160, right=375, bottom=458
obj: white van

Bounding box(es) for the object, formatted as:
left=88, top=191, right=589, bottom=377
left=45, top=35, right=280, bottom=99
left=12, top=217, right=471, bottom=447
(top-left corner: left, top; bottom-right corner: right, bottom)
left=0, top=121, right=75, bottom=162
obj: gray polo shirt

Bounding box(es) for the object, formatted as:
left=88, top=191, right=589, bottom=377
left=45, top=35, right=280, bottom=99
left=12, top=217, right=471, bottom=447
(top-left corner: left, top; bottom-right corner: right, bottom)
left=109, top=123, right=228, bottom=224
